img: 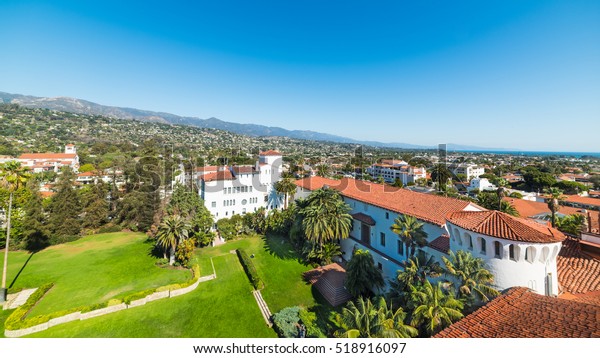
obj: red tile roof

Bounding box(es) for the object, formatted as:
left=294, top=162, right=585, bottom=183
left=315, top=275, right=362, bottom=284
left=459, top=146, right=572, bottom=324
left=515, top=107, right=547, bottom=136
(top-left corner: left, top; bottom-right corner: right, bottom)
left=447, top=211, right=566, bottom=243
left=557, top=237, right=600, bottom=294
left=570, top=290, right=600, bottom=306
left=200, top=170, right=234, bottom=182
left=232, top=166, right=255, bottom=174
left=77, top=171, right=95, bottom=177
left=351, top=213, right=376, bottom=226
left=428, top=234, right=450, bottom=253
left=434, top=287, right=600, bottom=338
left=195, top=165, right=218, bottom=173
left=259, top=150, right=282, bottom=156
left=503, top=197, right=599, bottom=231
left=296, top=177, right=481, bottom=226
left=563, top=195, right=600, bottom=207
left=19, top=153, right=77, bottom=160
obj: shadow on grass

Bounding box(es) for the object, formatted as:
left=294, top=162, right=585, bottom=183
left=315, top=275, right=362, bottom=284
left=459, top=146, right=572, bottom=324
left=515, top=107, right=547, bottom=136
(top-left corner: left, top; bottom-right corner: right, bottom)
left=309, top=285, right=345, bottom=337
left=8, top=252, right=35, bottom=289
left=261, top=234, right=303, bottom=262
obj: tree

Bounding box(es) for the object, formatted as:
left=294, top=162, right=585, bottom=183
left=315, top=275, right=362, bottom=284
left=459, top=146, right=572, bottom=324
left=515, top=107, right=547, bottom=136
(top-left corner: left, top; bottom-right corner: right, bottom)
left=80, top=182, right=109, bottom=230
left=590, top=175, right=600, bottom=190
left=545, top=187, right=565, bottom=228
left=430, top=164, right=452, bottom=189
left=316, top=164, right=330, bottom=177
left=156, top=215, right=190, bottom=265
left=274, top=177, right=297, bottom=209
left=21, top=180, right=50, bottom=251
left=390, top=215, right=428, bottom=257
left=1, top=160, right=31, bottom=302
left=47, top=167, right=82, bottom=239
left=78, top=163, right=96, bottom=173
left=338, top=296, right=417, bottom=338
left=477, top=192, right=519, bottom=217
left=301, top=188, right=352, bottom=251
left=345, top=249, right=384, bottom=297
left=555, top=214, right=588, bottom=236
left=392, top=251, right=442, bottom=300
left=442, top=250, right=499, bottom=308
left=409, top=280, right=464, bottom=336
left=496, top=178, right=509, bottom=211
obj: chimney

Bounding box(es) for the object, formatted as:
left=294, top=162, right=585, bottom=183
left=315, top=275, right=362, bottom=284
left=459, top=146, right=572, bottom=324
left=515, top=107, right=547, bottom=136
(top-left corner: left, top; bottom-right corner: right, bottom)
left=588, top=212, right=592, bottom=233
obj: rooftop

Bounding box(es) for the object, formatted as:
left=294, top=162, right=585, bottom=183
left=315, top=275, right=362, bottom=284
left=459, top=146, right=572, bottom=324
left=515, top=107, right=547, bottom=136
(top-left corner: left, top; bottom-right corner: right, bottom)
left=296, top=177, right=481, bottom=226
left=557, top=238, right=600, bottom=294
left=447, top=210, right=566, bottom=243
left=434, top=287, right=600, bottom=338
left=19, top=153, right=77, bottom=160
left=259, top=150, right=282, bottom=156
left=200, top=170, right=234, bottom=182
left=428, top=234, right=450, bottom=254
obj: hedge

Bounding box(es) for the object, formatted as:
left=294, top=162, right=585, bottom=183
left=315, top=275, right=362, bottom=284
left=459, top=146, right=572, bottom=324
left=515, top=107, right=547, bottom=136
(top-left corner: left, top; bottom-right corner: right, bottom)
left=123, top=289, right=156, bottom=305
left=5, top=283, right=55, bottom=330
left=236, top=249, right=264, bottom=289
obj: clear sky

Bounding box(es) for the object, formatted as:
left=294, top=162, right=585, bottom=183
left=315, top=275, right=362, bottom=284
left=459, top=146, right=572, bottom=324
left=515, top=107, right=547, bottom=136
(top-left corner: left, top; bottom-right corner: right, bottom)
left=1, top=0, right=599, bottom=151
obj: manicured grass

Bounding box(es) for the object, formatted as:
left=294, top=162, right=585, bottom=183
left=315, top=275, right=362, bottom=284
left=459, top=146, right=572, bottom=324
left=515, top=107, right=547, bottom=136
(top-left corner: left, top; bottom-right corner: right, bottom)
left=0, top=309, right=14, bottom=338
left=195, top=234, right=318, bottom=312
left=28, top=254, right=275, bottom=337
left=0, top=232, right=190, bottom=316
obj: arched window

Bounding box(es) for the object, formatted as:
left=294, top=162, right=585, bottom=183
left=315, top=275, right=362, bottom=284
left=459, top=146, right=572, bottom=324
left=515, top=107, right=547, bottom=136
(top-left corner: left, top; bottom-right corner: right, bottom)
left=525, top=247, right=536, bottom=263
left=509, top=244, right=516, bottom=261
left=551, top=246, right=559, bottom=261
left=540, top=246, right=550, bottom=263
left=464, top=233, right=473, bottom=251
left=479, top=237, right=487, bottom=255
left=494, top=241, right=502, bottom=259
left=453, top=228, right=460, bottom=242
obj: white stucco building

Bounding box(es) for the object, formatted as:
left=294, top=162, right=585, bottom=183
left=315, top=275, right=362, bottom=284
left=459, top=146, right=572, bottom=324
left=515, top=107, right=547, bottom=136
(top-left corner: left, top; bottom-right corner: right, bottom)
left=199, top=150, right=283, bottom=220
left=467, top=177, right=497, bottom=192
left=295, top=176, right=566, bottom=297
left=366, top=161, right=426, bottom=185
left=17, top=144, right=80, bottom=173
left=449, top=163, right=485, bottom=180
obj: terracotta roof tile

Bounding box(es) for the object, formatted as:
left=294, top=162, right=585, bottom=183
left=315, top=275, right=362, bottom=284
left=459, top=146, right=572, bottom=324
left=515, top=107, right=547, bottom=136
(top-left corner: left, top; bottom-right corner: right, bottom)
left=195, top=166, right=218, bottom=173
left=503, top=197, right=599, bottom=231
left=428, top=234, right=450, bottom=253
left=259, top=150, right=282, bottom=156
left=351, top=213, right=376, bottom=226
left=296, top=177, right=481, bottom=226
left=563, top=195, right=600, bottom=207
left=447, top=211, right=566, bottom=243
left=232, top=165, right=256, bottom=174
left=200, top=170, right=234, bottom=182
left=557, top=238, right=600, bottom=294
left=434, top=287, right=600, bottom=338
left=18, top=153, right=77, bottom=160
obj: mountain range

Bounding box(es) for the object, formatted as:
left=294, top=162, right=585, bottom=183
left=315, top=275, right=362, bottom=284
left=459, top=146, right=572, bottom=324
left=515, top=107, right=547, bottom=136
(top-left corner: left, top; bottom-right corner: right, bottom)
left=0, top=91, right=512, bottom=151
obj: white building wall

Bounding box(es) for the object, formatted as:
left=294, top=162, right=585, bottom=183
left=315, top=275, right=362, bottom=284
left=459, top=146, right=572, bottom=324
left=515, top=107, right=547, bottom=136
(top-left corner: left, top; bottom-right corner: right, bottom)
left=446, top=222, right=561, bottom=296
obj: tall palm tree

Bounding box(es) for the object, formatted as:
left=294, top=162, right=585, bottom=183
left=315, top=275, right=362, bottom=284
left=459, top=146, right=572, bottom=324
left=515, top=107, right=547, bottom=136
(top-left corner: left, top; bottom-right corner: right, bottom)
left=301, top=188, right=351, bottom=250
left=409, top=280, right=464, bottom=336
left=496, top=178, right=509, bottom=211
left=345, top=249, right=384, bottom=297
left=1, top=161, right=31, bottom=302
left=390, top=215, right=428, bottom=258
left=395, top=251, right=442, bottom=292
left=442, top=250, right=499, bottom=308
left=274, top=177, right=297, bottom=209
left=155, top=215, right=190, bottom=265
left=376, top=296, right=419, bottom=338
left=545, top=187, right=565, bottom=228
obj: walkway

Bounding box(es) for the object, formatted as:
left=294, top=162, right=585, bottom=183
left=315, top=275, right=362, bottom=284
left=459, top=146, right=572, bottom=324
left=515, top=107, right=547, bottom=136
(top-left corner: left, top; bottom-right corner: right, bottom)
left=3, top=288, right=38, bottom=310
left=252, top=290, right=272, bottom=327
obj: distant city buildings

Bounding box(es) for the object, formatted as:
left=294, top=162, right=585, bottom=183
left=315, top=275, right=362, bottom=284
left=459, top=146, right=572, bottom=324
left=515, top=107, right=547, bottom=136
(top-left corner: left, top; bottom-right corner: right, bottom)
left=448, top=163, right=485, bottom=180
left=365, top=160, right=426, bottom=185
left=16, top=144, right=80, bottom=173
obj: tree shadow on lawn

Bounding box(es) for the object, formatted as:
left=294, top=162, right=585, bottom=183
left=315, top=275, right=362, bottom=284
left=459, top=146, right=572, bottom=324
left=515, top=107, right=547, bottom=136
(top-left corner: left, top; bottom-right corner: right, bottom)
left=9, top=252, right=35, bottom=289
left=309, top=285, right=345, bottom=337
left=261, top=235, right=305, bottom=263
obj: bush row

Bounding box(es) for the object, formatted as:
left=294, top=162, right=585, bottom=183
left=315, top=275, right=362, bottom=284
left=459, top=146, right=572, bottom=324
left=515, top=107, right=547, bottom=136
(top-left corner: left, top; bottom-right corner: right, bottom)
left=236, top=249, right=264, bottom=289
left=5, top=264, right=201, bottom=331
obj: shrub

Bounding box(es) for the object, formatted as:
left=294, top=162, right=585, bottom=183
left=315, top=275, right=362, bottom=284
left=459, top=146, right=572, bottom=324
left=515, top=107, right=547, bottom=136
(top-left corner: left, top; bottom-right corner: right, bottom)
left=107, top=299, right=122, bottom=306
left=97, top=224, right=123, bottom=234
left=273, top=306, right=301, bottom=338
left=123, top=289, right=156, bottom=305
left=81, top=301, right=109, bottom=313
left=175, top=238, right=196, bottom=267
left=5, top=283, right=54, bottom=330
left=49, top=235, right=80, bottom=245
left=236, top=249, right=264, bottom=289
left=299, top=308, right=326, bottom=338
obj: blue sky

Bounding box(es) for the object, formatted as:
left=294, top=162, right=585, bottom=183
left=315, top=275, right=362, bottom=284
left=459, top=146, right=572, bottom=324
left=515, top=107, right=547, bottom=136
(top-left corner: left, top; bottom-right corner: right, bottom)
left=1, top=1, right=599, bottom=151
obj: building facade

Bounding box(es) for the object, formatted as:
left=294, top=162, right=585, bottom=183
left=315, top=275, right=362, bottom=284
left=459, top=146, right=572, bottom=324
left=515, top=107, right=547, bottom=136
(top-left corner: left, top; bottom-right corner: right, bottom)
left=449, top=163, right=485, bottom=180
left=18, top=144, right=80, bottom=173
left=365, top=161, right=426, bottom=185
left=199, top=151, right=283, bottom=220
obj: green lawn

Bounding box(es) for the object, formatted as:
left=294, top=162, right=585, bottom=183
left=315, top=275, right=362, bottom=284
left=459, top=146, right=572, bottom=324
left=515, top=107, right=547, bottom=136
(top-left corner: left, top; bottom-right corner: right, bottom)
left=0, top=232, right=190, bottom=316
left=28, top=254, right=275, bottom=337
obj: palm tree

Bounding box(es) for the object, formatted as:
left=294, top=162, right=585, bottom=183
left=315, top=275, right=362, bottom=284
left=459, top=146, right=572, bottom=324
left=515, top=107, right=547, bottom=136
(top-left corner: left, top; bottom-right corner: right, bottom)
left=395, top=251, right=442, bottom=292
left=155, top=215, right=190, bottom=265
left=390, top=215, right=428, bottom=258
left=301, top=188, right=352, bottom=250
left=409, top=280, right=464, bottom=336
left=442, top=250, right=499, bottom=308
left=545, top=187, right=565, bottom=228
left=274, top=177, right=296, bottom=209
left=345, top=249, right=384, bottom=297
left=500, top=200, right=520, bottom=217
left=496, top=178, right=509, bottom=211
left=338, top=296, right=417, bottom=338
left=1, top=161, right=31, bottom=302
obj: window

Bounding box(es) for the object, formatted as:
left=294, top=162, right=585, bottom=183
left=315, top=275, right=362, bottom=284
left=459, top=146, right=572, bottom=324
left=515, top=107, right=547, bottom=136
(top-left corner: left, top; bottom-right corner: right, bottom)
left=380, top=232, right=386, bottom=247
left=468, top=236, right=473, bottom=251
left=223, top=200, right=227, bottom=206
left=264, top=195, right=268, bottom=202
left=223, top=188, right=227, bottom=194
left=509, top=244, right=516, bottom=261
left=479, top=237, right=486, bottom=255
left=211, top=201, right=216, bottom=208
left=227, top=187, right=231, bottom=194
left=377, top=262, right=383, bottom=271
left=525, top=247, right=535, bottom=263
left=385, top=212, right=389, bottom=220
left=397, top=240, right=404, bottom=256
left=494, top=241, right=502, bottom=258
left=242, top=199, right=247, bottom=205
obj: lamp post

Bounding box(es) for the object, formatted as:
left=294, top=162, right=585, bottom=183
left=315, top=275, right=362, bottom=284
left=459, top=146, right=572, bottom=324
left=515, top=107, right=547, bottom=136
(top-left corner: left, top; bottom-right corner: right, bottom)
left=1, top=192, right=13, bottom=303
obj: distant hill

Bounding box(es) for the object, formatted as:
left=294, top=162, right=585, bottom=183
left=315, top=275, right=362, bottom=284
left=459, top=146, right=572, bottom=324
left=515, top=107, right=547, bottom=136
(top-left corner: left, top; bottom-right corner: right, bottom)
left=0, top=91, right=512, bottom=151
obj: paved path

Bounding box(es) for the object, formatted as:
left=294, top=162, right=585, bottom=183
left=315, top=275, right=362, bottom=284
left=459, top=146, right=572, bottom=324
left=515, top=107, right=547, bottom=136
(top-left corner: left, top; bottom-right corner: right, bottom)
left=252, top=290, right=272, bottom=327
left=3, top=288, right=38, bottom=310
